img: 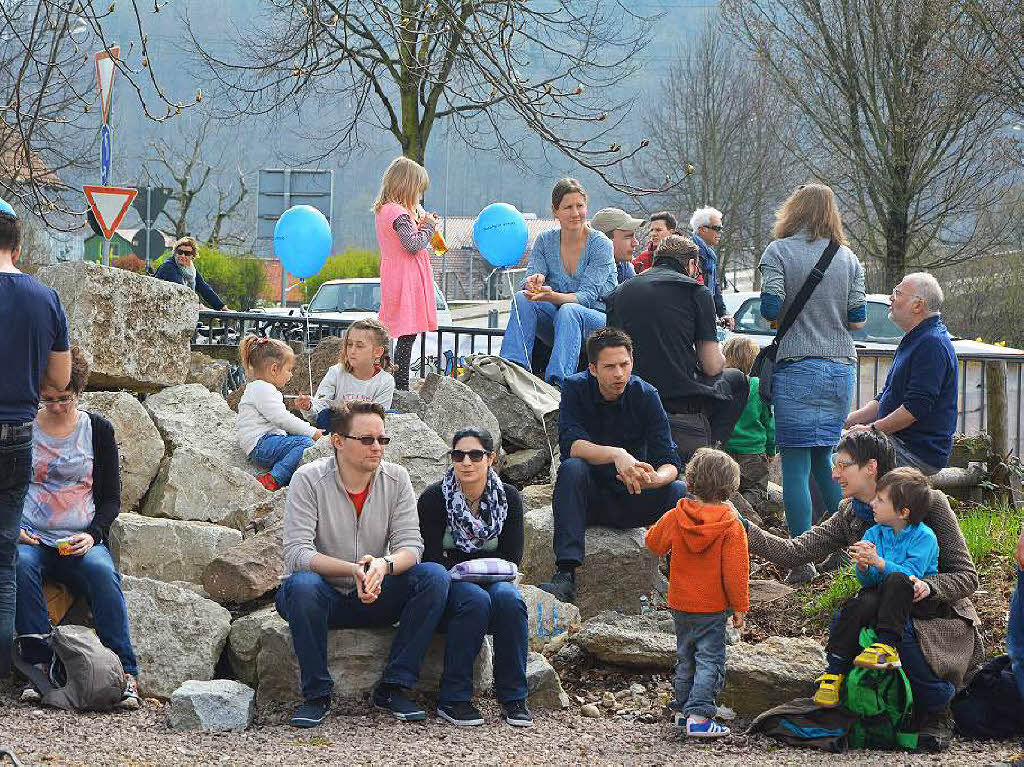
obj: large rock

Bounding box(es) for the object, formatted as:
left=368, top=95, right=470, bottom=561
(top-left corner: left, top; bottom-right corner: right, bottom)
left=169, top=680, right=255, bottom=731
left=38, top=261, right=199, bottom=391
left=202, top=523, right=284, bottom=604
left=720, top=636, right=826, bottom=719
left=520, top=506, right=659, bottom=618
left=242, top=489, right=289, bottom=537
left=110, top=513, right=241, bottom=584
left=526, top=652, right=570, bottom=709
left=122, top=576, right=232, bottom=699
left=144, top=383, right=252, bottom=471
left=462, top=373, right=550, bottom=451
left=500, top=448, right=550, bottom=488
left=227, top=608, right=493, bottom=703
left=301, top=413, right=447, bottom=496
left=186, top=351, right=230, bottom=394
left=418, top=373, right=501, bottom=448
left=574, top=611, right=676, bottom=669
left=520, top=483, right=554, bottom=510
left=226, top=336, right=344, bottom=412
left=79, top=391, right=164, bottom=513
left=519, top=584, right=581, bottom=651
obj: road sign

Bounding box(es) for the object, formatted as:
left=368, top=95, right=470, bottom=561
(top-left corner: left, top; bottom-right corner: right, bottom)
left=132, top=228, right=166, bottom=262
left=95, top=46, right=119, bottom=125
left=83, top=185, right=137, bottom=240
left=100, top=124, right=112, bottom=185
left=256, top=168, right=334, bottom=250
left=131, top=186, right=173, bottom=226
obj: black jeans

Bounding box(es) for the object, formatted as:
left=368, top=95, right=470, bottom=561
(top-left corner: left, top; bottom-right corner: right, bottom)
left=667, top=368, right=749, bottom=465
left=0, top=423, right=33, bottom=677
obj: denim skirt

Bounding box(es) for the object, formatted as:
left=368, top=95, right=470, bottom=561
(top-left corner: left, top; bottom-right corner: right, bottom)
left=772, top=357, right=855, bottom=448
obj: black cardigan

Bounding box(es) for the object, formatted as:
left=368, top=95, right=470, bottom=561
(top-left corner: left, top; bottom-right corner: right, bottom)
left=417, top=480, right=524, bottom=568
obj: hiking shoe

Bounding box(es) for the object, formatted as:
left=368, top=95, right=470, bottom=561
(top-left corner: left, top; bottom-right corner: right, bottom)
left=503, top=699, right=534, bottom=728
left=117, top=673, right=140, bottom=710
left=784, top=563, right=818, bottom=585
left=372, top=683, right=426, bottom=721
left=537, top=571, right=576, bottom=604
left=685, top=716, right=731, bottom=738
left=437, top=701, right=485, bottom=726
left=257, top=473, right=281, bottom=492
left=20, top=686, right=41, bottom=703
left=813, top=672, right=845, bottom=708
left=289, top=697, right=330, bottom=728
left=854, top=642, right=901, bottom=670
left=912, top=706, right=954, bottom=753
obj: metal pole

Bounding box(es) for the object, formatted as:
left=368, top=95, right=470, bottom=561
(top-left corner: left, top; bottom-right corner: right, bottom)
left=280, top=169, right=291, bottom=306
left=442, top=122, right=451, bottom=298
left=145, top=187, right=152, bottom=269
left=101, top=238, right=111, bottom=267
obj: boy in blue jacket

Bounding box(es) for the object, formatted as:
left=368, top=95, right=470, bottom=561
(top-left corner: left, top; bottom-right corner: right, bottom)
left=814, top=467, right=950, bottom=707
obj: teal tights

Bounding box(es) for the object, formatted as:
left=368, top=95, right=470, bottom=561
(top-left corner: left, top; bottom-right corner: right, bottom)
left=781, top=446, right=843, bottom=537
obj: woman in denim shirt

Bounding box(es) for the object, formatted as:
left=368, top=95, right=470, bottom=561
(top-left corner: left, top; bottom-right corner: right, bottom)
left=499, top=178, right=616, bottom=387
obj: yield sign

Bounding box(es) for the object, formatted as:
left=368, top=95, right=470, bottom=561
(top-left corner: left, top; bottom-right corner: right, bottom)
left=83, top=185, right=137, bottom=240
left=95, top=45, right=119, bottom=125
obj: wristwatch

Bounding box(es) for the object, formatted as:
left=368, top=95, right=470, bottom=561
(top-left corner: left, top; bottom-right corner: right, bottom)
left=384, top=555, right=394, bottom=575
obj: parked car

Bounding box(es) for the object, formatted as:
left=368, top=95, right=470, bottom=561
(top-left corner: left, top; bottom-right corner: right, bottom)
left=258, top=277, right=454, bottom=326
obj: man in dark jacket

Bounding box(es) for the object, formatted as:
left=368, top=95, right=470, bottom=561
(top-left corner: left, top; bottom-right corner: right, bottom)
left=689, top=206, right=734, bottom=330
left=154, top=236, right=227, bottom=310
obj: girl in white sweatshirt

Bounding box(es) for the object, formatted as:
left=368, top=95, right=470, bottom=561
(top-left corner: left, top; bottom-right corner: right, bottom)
left=237, top=335, right=323, bottom=492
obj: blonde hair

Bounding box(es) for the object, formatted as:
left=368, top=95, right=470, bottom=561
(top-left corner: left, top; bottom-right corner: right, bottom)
left=371, top=157, right=429, bottom=214
left=723, top=336, right=760, bottom=375
left=684, top=448, right=740, bottom=503
left=772, top=183, right=848, bottom=245
left=173, top=236, right=199, bottom=254
left=343, top=318, right=395, bottom=374
left=239, top=335, right=294, bottom=376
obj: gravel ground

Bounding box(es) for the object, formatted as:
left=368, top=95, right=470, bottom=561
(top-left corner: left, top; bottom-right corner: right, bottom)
left=1, top=684, right=1021, bottom=766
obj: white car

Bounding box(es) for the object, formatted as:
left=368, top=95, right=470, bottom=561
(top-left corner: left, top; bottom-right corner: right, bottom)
left=260, top=277, right=453, bottom=326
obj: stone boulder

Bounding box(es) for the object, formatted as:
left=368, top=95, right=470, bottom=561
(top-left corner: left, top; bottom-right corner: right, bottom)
left=720, top=636, right=826, bottom=719
left=419, top=373, right=501, bottom=448
left=461, top=373, right=552, bottom=451
left=242, top=489, right=289, bottom=537
left=390, top=389, right=425, bottom=418
left=202, top=523, right=284, bottom=604
left=79, top=391, right=164, bottom=513
left=110, top=513, right=241, bottom=584
left=122, top=576, right=232, bottom=699
left=169, top=680, right=255, bottom=731
left=500, top=448, right=550, bottom=488
left=38, top=261, right=199, bottom=391
left=520, top=506, right=659, bottom=618
left=520, top=483, right=554, bottom=510
left=519, top=585, right=581, bottom=651
left=186, top=351, right=230, bottom=394
left=301, top=413, right=447, bottom=496
left=227, top=608, right=493, bottom=703
left=226, top=336, right=344, bottom=412
left=144, top=383, right=252, bottom=471
left=526, top=652, right=570, bottom=709
left=574, top=611, right=676, bottom=669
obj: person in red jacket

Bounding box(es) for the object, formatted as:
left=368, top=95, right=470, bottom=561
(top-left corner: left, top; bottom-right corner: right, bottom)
left=631, top=211, right=677, bottom=273
left=645, top=447, right=749, bottom=738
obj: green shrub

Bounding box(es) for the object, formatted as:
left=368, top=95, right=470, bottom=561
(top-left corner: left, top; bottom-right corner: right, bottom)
left=958, top=504, right=1024, bottom=565
left=802, top=566, right=859, bottom=619
left=302, top=248, right=381, bottom=301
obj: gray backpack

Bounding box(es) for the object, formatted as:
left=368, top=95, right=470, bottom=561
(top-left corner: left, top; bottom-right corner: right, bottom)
left=13, top=625, right=126, bottom=711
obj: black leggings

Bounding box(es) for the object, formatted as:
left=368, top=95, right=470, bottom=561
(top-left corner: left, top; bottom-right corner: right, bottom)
left=394, top=334, right=415, bottom=390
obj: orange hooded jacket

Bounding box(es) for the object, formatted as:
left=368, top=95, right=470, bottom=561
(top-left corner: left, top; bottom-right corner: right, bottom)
left=645, top=498, right=749, bottom=613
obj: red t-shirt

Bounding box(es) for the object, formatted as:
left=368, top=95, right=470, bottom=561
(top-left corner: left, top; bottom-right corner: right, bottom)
left=348, top=486, right=370, bottom=516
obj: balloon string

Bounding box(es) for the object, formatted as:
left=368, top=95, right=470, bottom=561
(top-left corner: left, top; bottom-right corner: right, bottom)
left=305, top=312, right=313, bottom=395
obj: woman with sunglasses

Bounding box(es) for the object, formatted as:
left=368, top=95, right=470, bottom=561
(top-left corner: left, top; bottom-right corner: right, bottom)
left=153, top=235, right=227, bottom=310
left=417, top=428, right=531, bottom=728
left=15, top=346, right=140, bottom=709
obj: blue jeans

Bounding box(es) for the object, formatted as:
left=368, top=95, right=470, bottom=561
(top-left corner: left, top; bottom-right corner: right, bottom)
left=1008, top=568, right=1024, bottom=703
left=275, top=564, right=449, bottom=702
left=249, top=434, right=315, bottom=486
left=0, top=424, right=32, bottom=676
left=553, top=457, right=687, bottom=568
left=672, top=609, right=727, bottom=718
left=499, top=293, right=605, bottom=387
left=438, top=580, right=528, bottom=704
left=16, top=542, right=138, bottom=675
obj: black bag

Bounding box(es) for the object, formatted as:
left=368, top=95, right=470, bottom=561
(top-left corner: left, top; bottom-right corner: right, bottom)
left=751, top=239, right=841, bottom=404
left=951, top=654, right=1024, bottom=740
left=747, top=696, right=857, bottom=752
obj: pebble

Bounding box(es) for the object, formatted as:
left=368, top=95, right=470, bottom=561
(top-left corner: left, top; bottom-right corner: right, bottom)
left=601, top=692, right=616, bottom=709
left=580, top=704, right=601, bottom=718
left=629, top=683, right=646, bottom=696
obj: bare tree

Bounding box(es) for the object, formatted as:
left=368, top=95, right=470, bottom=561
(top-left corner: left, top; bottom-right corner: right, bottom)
left=965, top=0, right=1024, bottom=119
left=726, top=0, right=1014, bottom=288
left=188, top=0, right=663, bottom=193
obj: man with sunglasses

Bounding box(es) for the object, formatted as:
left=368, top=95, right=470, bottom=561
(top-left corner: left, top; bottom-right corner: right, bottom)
left=845, top=273, right=957, bottom=475
left=278, top=401, right=449, bottom=728
left=153, top=235, right=228, bottom=310
left=689, top=206, right=734, bottom=330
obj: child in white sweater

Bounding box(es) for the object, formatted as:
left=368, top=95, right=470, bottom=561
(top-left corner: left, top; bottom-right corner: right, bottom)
left=307, top=318, right=396, bottom=430
left=237, top=335, right=323, bottom=491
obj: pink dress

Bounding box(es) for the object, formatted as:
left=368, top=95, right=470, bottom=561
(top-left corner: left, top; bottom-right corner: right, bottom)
left=374, top=202, right=438, bottom=337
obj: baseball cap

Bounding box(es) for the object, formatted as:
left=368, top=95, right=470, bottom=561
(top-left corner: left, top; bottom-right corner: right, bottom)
left=0, top=197, right=16, bottom=218
left=590, top=207, right=644, bottom=235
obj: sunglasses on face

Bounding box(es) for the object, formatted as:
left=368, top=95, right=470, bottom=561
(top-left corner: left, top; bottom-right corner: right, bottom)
left=175, top=249, right=194, bottom=256
left=450, top=449, right=488, bottom=463
left=342, top=434, right=391, bottom=446
left=703, top=224, right=724, bottom=232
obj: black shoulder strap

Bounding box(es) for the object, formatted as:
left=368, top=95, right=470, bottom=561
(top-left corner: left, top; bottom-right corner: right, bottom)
left=774, top=239, right=841, bottom=343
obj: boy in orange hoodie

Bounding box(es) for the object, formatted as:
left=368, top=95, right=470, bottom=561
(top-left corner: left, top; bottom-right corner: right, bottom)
left=645, top=448, right=749, bottom=738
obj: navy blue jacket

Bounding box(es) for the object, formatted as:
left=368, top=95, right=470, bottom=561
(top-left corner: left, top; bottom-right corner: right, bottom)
left=154, top=259, right=225, bottom=310
left=876, top=315, right=958, bottom=468
left=693, top=233, right=727, bottom=318
left=558, top=371, right=681, bottom=490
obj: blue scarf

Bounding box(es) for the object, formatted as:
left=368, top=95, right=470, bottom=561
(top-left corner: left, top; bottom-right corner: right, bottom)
left=851, top=498, right=874, bottom=522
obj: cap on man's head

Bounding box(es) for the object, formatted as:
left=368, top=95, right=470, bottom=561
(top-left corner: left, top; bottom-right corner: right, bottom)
left=0, top=197, right=16, bottom=218
left=590, top=207, right=644, bottom=235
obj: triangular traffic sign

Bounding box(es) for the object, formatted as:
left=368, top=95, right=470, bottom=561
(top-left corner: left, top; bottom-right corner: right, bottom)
left=83, top=185, right=137, bottom=240
left=95, top=46, right=119, bottom=125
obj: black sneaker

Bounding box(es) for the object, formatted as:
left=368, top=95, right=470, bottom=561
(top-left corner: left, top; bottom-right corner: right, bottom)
left=372, top=683, right=426, bottom=721
left=437, top=700, right=485, bottom=726
left=537, top=571, right=576, bottom=604
left=503, top=699, right=534, bottom=728
left=912, top=707, right=953, bottom=753
left=289, top=697, right=330, bottom=728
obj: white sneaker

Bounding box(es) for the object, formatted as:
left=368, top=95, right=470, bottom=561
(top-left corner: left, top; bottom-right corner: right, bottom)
left=20, top=686, right=41, bottom=703
left=117, top=673, right=140, bottom=710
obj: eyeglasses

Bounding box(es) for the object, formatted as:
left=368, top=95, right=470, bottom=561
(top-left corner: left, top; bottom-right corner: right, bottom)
left=175, top=249, right=194, bottom=257
left=890, top=287, right=921, bottom=301
left=342, top=434, right=391, bottom=446
left=38, top=395, right=76, bottom=408
left=450, top=449, right=488, bottom=463
left=833, top=457, right=858, bottom=469
left=703, top=224, right=724, bottom=232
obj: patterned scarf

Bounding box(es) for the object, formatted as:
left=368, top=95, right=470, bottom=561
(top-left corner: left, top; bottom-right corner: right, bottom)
left=175, top=257, right=197, bottom=290
left=441, top=466, right=508, bottom=554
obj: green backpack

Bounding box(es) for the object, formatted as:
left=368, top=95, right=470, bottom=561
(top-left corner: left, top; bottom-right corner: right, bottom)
left=843, top=628, right=918, bottom=751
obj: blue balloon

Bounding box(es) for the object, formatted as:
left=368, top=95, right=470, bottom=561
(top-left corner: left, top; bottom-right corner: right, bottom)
left=0, top=197, right=15, bottom=217
left=274, top=205, right=331, bottom=279
left=474, top=203, right=528, bottom=268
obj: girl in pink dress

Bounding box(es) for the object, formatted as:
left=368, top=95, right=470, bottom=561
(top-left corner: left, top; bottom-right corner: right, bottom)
left=372, top=157, right=439, bottom=390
